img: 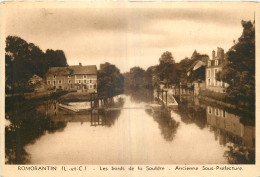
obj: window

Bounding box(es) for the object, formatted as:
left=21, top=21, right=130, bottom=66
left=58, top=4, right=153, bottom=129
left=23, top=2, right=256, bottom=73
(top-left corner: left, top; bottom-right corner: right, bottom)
left=68, top=80, right=71, bottom=84
left=208, top=107, right=212, bottom=114
left=214, top=69, right=218, bottom=78
left=208, top=61, right=211, bottom=66
left=83, top=85, right=87, bottom=89
left=78, top=80, right=81, bottom=83
left=58, top=80, right=62, bottom=84
left=83, top=75, right=87, bottom=79
left=215, top=60, right=218, bottom=66
left=84, top=80, right=87, bottom=83
left=208, top=79, right=211, bottom=85
left=222, top=110, right=226, bottom=118
left=94, top=84, right=97, bottom=89
left=53, top=80, right=56, bottom=85
left=53, top=75, right=56, bottom=79
left=215, top=109, right=219, bottom=116
left=207, top=69, right=211, bottom=78
left=70, top=84, right=73, bottom=88
left=68, top=75, right=71, bottom=78
left=89, top=80, right=92, bottom=83
left=47, top=80, right=51, bottom=85
left=89, top=85, right=93, bottom=89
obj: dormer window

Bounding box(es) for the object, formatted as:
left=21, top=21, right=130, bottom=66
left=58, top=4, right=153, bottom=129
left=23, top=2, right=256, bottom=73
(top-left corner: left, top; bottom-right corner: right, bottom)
left=68, top=75, right=71, bottom=78
left=53, top=75, right=56, bottom=79
left=215, top=60, right=218, bottom=66
left=83, top=75, right=87, bottom=79
left=208, top=61, right=211, bottom=67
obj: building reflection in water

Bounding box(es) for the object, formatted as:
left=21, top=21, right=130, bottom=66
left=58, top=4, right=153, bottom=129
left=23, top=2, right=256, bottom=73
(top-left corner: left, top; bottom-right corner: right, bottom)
left=206, top=106, right=255, bottom=164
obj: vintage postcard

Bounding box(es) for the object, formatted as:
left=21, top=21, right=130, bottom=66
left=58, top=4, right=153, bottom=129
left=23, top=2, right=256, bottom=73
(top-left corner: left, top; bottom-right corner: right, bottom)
left=0, top=1, right=259, bottom=177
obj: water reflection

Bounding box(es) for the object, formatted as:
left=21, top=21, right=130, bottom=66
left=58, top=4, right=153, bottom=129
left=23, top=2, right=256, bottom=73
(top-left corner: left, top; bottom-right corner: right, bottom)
left=125, top=88, right=154, bottom=103
left=5, top=102, right=67, bottom=164
left=146, top=109, right=180, bottom=141
left=206, top=105, right=255, bottom=164
left=5, top=92, right=255, bottom=164
left=177, top=96, right=255, bottom=164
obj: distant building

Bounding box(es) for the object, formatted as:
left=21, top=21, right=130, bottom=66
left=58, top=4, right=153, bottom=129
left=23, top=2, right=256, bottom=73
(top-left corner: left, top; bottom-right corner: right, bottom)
left=46, top=63, right=97, bottom=93
left=205, top=47, right=228, bottom=92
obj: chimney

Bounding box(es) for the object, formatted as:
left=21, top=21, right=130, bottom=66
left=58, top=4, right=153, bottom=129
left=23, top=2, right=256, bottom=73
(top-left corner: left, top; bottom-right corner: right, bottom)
left=79, top=62, right=82, bottom=66
left=212, top=50, right=215, bottom=60
left=217, top=47, right=224, bottom=60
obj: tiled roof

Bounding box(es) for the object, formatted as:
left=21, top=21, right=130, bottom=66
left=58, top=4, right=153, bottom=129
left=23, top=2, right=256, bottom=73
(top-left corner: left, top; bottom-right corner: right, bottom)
left=46, top=65, right=97, bottom=76
left=68, top=65, right=97, bottom=75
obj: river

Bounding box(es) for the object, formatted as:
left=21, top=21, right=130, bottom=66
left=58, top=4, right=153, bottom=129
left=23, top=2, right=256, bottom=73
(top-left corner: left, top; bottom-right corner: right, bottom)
left=5, top=90, right=255, bottom=164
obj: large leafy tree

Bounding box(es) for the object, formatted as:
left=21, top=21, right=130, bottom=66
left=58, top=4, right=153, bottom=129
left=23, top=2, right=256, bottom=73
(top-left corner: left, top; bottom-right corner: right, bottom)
left=5, top=36, right=68, bottom=93
left=156, top=51, right=175, bottom=87
left=217, top=21, right=255, bottom=105
left=97, top=62, right=124, bottom=98
left=129, top=67, right=145, bottom=88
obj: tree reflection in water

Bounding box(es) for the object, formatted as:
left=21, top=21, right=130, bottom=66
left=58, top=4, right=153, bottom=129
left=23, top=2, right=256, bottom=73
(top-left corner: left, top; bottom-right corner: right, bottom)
left=125, top=88, right=154, bottom=103
left=5, top=102, right=67, bottom=164
left=177, top=98, right=207, bottom=129
left=146, top=109, right=179, bottom=141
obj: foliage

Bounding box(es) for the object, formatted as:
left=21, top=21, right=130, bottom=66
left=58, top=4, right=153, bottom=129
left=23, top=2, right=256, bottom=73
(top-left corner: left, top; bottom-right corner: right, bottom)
left=5, top=36, right=68, bottom=93
left=216, top=21, right=255, bottom=105
left=98, top=62, right=124, bottom=98
left=156, top=51, right=175, bottom=87
left=124, top=66, right=154, bottom=89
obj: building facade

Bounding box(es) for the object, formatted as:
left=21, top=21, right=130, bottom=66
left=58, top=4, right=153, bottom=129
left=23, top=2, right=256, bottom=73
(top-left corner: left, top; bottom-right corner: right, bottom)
left=206, top=47, right=228, bottom=92
left=46, top=64, right=97, bottom=93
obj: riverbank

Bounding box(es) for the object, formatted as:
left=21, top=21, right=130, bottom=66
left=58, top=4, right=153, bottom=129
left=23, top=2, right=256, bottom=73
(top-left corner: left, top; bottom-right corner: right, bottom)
left=198, top=89, right=254, bottom=114
left=58, top=92, right=91, bottom=103
left=198, top=95, right=255, bottom=122
left=5, top=91, right=68, bottom=114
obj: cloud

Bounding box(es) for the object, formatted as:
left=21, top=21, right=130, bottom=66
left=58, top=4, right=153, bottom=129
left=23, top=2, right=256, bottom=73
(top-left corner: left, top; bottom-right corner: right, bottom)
left=4, top=6, right=254, bottom=72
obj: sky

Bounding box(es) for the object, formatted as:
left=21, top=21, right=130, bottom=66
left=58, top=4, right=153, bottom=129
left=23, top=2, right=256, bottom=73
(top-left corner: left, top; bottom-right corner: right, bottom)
left=4, top=4, right=254, bottom=73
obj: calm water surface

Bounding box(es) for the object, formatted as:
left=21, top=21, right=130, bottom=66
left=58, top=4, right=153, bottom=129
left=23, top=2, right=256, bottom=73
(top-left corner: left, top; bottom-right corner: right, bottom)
left=5, top=91, right=255, bottom=164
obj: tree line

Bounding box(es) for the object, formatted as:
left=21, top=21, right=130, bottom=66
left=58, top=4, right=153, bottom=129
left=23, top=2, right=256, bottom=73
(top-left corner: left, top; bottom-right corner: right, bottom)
left=124, top=50, right=208, bottom=90
left=124, top=20, right=255, bottom=108
left=216, top=20, right=255, bottom=107
left=5, top=36, right=68, bottom=93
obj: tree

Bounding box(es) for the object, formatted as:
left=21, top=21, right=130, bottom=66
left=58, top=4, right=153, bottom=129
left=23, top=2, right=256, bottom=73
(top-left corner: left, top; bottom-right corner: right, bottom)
left=5, top=36, right=68, bottom=93
left=129, top=67, right=145, bottom=88
left=156, top=51, right=175, bottom=88
left=217, top=20, right=255, bottom=106
left=45, top=49, right=68, bottom=68
left=98, top=62, right=124, bottom=98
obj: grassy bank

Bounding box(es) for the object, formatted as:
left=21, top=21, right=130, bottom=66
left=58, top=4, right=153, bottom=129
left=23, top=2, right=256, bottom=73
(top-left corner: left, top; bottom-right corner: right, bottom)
left=198, top=89, right=255, bottom=116
left=58, top=92, right=91, bottom=103
left=5, top=91, right=68, bottom=114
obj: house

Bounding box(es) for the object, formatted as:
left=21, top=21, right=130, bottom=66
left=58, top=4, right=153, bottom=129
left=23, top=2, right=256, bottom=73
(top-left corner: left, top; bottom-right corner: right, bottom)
left=46, top=63, right=97, bottom=93
left=205, top=47, right=228, bottom=93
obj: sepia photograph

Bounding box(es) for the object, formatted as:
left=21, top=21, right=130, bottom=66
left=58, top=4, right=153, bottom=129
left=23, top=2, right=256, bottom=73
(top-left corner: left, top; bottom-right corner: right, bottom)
left=1, top=1, right=259, bottom=176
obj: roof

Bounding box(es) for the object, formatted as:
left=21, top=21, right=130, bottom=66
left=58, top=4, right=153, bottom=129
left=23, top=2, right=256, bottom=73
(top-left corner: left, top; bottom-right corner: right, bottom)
left=46, top=65, right=97, bottom=76
left=47, top=67, right=73, bottom=76
left=68, top=65, right=97, bottom=75
left=187, top=60, right=206, bottom=72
